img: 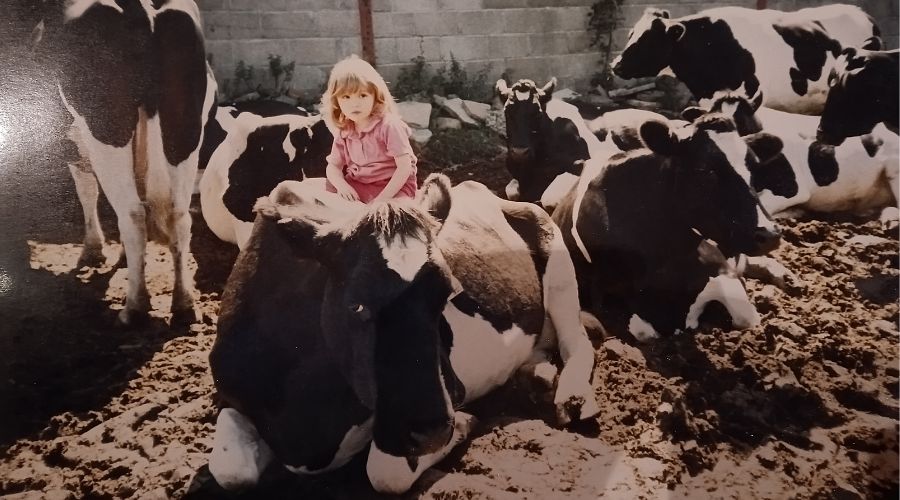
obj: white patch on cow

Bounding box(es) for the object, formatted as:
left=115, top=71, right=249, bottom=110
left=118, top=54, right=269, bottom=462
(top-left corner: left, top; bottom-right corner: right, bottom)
left=285, top=418, right=374, bottom=475
left=540, top=172, right=578, bottom=212
left=65, top=0, right=122, bottom=20
left=514, top=90, right=531, bottom=102
left=685, top=275, right=759, bottom=330
left=281, top=127, right=300, bottom=163
left=709, top=130, right=752, bottom=185
left=505, top=179, right=520, bottom=200
left=377, top=232, right=429, bottom=282
left=209, top=408, right=275, bottom=490
left=443, top=302, right=535, bottom=402
left=628, top=314, right=660, bottom=342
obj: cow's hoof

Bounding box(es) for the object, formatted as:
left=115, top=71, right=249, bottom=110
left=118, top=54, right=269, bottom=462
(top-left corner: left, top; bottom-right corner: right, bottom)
left=452, top=412, right=478, bottom=441
left=116, top=308, right=150, bottom=328
left=77, top=245, right=106, bottom=268
left=171, top=306, right=200, bottom=327
left=880, top=207, right=899, bottom=234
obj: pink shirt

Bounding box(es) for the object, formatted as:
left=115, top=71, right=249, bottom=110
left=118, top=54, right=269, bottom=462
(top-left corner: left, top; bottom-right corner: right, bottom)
left=325, top=114, right=418, bottom=203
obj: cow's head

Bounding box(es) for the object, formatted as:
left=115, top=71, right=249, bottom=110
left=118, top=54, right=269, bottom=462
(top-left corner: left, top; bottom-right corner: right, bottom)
left=611, top=8, right=683, bottom=79
left=497, top=77, right=588, bottom=204
left=254, top=175, right=460, bottom=457
left=817, top=44, right=900, bottom=145
left=684, top=89, right=765, bottom=136
left=640, top=114, right=781, bottom=257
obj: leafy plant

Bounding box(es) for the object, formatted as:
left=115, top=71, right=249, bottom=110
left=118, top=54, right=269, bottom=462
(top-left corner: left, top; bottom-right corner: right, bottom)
left=393, top=53, right=492, bottom=102
left=233, top=60, right=255, bottom=95
left=587, top=0, right=626, bottom=86
left=267, top=54, right=296, bottom=96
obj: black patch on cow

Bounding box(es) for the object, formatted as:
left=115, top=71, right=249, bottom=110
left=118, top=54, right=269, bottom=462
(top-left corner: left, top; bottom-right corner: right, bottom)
left=666, top=18, right=760, bottom=100
left=223, top=124, right=304, bottom=222
left=51, top=2, right=155, bottom=148
left=153, top=9, right=208, bottom=166
left=438, top=316, right=466, bottom=408
left=745, top=146, right=798, bottom=199
left=774, top=22, right=841, bottom=96
left=860, top=134, right=883, bottom=157
left=450, top=291, right=513, bottom=333
left=405, top=456, right=419, bottom=472
left=231, top=99, right=309, bottom=118
left=808, top=141, right=839, bottom=186
left=297, top=119, right=333, bottom=179
left=197, top=101, right=225, bottom=170
left=611, top=128, right=644, bottom=151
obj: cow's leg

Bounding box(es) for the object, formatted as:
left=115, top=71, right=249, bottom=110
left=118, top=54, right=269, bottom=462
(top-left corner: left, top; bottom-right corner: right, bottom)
left=81, top=138, right=150, bottom=325
left=209, top=408, right=274, bottom=491
left=67, top=157, right=106, bottom=267
left=541, top=226, right=600, bottom=424
left=145, top=113, right=200, bottom=326
left=366, top=412, right=476, bottom=495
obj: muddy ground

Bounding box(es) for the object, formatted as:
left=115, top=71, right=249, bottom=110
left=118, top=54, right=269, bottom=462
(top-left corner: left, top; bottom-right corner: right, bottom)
left=0, top=108, right=898, bottom=498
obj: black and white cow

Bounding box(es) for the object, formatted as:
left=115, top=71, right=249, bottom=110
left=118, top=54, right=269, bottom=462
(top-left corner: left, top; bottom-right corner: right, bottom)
left=35, top=0, right=216, bottom=325
left=496, top=78, right=620, bottom=211
left=199, top=101, right=332, bottom=248
left=207, top=174, right=599, bottom=494
left=611, top=5, right=879, bottom=114
left=588, top=108, right=689, bottom=151
left=817, top=43, right=899, bottom=145
left=684, top=91, right=899, bottom=224
left=552, top=114, right=783, bottom=341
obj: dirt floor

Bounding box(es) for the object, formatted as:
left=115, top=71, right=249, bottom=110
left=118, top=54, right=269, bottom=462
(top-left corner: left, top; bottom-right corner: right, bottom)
left=0, top=115, right=898, bottom=498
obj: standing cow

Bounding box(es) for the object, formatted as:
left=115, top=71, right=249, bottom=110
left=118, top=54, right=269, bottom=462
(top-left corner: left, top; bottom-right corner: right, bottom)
left=208, top=174, right=599, bottom=494
left=612, top=5, right=879, bottom=113
left=817, top=42, right=899, bottom=145
left=35, top=0, right=215, bottom=325
left=199, top=102, right=332, bottom=248
left=552, top=114, right=783, bottom=341
left=496, top=77, right=619, bottom=210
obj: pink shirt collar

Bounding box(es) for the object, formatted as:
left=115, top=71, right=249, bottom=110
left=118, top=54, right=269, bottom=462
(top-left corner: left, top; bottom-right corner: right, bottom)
left=340, top=115, right=383, bottom=139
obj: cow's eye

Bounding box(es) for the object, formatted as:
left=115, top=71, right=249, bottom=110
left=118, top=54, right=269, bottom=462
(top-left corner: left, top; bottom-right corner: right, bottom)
left=349, top=303, right=372, bottom=321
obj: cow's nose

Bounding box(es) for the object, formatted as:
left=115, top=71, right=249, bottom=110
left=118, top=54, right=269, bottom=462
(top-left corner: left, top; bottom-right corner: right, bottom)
left=754, top=227, right=781, bottom=254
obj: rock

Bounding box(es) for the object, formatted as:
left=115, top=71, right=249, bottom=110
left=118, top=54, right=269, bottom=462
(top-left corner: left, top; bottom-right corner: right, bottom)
left=552, top=88, right=581, bottom=101
left=274, top=94, right=299, bottom=106
left=232, top=91, right=260, bottom=103
left=410, top=128, right=433, bottom=146
left=655, top=73, right=695, bottom=111
left=624, top=99, right=662, bottom=110
left=435, top=117, right=462, bottom=130
left=462, top=100, right=491, bottom=122
left=609, top=83, right=656, bottom=98
left=433, top=95, right=478, bottom=127
left=846, top=234, right=890, bottom=247
left=397, top=101, right=432, bottom=129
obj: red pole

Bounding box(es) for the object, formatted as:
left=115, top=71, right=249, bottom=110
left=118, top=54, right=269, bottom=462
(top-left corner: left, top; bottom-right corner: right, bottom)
left=357, top=0, right=376, bottom=67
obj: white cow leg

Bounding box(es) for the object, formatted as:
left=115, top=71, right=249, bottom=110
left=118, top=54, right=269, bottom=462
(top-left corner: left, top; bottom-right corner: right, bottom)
left=82, top=139, right=150, bottom=326
left=366, top=412, right=476, bottom=495
left=540, top=227, right=600, bottom=424
left=169, top=206, right=198, bottom=325
left=67, top=158, right=106, bottom=267
left=209, top=408, right=274, bottom=491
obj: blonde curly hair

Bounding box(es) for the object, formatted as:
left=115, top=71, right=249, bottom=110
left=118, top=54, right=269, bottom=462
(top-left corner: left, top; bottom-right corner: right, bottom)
left=321, top=55, right=398, bottom=132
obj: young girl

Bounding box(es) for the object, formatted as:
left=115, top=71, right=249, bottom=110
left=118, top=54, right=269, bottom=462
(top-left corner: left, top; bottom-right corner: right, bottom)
left=321, top=55, right=417, bottom=204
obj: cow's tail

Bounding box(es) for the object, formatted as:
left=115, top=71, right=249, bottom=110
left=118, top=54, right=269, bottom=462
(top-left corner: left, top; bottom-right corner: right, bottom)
left=133, top=106, right=169, bottom=244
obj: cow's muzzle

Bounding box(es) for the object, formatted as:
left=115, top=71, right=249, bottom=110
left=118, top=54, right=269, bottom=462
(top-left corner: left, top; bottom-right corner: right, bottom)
left=753, top=226, right=781, bottom=255
left=815, top=127, right=845, bottom=146
left=508, top=147, right=532, bottom=160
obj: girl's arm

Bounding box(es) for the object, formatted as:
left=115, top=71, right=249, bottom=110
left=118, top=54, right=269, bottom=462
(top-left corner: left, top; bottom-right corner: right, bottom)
left=326, top=161, right=359, bottom=201
left=372, top=153, right=414, bottom=203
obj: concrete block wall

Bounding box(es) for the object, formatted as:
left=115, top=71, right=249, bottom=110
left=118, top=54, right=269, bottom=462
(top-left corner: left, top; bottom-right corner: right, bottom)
left=198, top=0, right=897, bottom=98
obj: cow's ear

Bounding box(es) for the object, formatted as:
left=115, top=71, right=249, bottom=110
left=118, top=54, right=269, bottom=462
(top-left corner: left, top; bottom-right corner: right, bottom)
left=666, top=22, right=685, bottom=42
left=659, top=9, right=670, bottom=19
left=288, top=127, right=312, bottom=154
left=748, top=88, right=763, bottom=111
left=744, top=132, right=784, bottom=164
left=496, top=79, right=511, bottom=97
left=861, top=36, right=882, bottom=51
left=681, top=106, right=705, bottom=122
left=539, top=77, right=557, bottom=104
left=418, top=173, right=452, bottom=228
left=640, top=120, right=679, bottom=156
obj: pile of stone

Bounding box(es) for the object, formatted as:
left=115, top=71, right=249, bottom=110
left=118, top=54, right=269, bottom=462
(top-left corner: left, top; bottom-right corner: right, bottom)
left=397, top=95, right=496, bottom=147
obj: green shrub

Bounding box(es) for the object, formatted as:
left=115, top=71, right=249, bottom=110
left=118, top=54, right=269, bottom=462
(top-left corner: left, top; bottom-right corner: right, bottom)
left=587, top=0, right=627, bottom=87
left=393, top=54, right=492, bottom=102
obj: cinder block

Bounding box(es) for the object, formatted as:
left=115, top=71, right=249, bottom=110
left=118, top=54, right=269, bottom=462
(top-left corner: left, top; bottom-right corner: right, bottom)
left=438, top=0, right=483, bottom=10
left=282, top=0, right=342, bottom=10
left=259, top=12, right=317, bottom=38
left=371, top=0, right=393, bottom=12
left=488, top=34, right=533, bottom=58
left=439, top=35, right=492, bottom=62
left=502, top=9, right=543, bottom=33
left=566, top=30, right=591, bottom=53
left=231, top=0, right=287, bottom=11
left=395, top=36, right=442, bottom=61
left=528, top=0, right=593, bottom=6
left=456, top=10, right=505, bottom=35
left=391, top=0, right=440, bottom=12
left=197, top=0, right=227, bottom=11
left=205, top=39, right=235, bottom=76
left=414, top=12, right=461, bottom=36
left=483, top=0, right=529, bottom=8
left=374, top=12, right=419, bottom=36
left=375, top=38, right=399, bottom=64
left=203, top=11, right=261, bottom=40
left=555, top=6, right=591, bottom=31
left=529, top=32, right=570, bottom=55
left=338, top=37, right=362, bottom=58
left=313, top=10, right=361, bottom=36
left=285, top=38, right=340, bottom=65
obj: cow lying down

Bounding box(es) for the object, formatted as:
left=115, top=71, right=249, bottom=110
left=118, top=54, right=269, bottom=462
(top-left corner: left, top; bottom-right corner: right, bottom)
left=684, top=91, right=899, bottom=227
left=208, top=174, right=599, bottom=494
left=199, top=102, right=332, bottom=249
left=553, top=114, right=783, bottom=341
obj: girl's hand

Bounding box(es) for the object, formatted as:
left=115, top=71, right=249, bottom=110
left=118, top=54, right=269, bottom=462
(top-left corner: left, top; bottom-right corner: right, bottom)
left=335, top=184, right=360, bottom=202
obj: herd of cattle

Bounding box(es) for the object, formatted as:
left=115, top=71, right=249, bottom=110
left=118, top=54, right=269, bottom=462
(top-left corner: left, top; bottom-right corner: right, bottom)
left=20, top=0, right=898, bottom=495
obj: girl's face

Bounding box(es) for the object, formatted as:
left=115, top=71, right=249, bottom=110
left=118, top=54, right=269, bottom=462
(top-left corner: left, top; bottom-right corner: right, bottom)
left=337, top=90, right=376, bottom=126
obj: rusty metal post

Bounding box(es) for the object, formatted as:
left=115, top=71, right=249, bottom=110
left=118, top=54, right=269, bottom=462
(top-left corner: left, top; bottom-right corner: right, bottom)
left=357, top=0, right=376, bottom=67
